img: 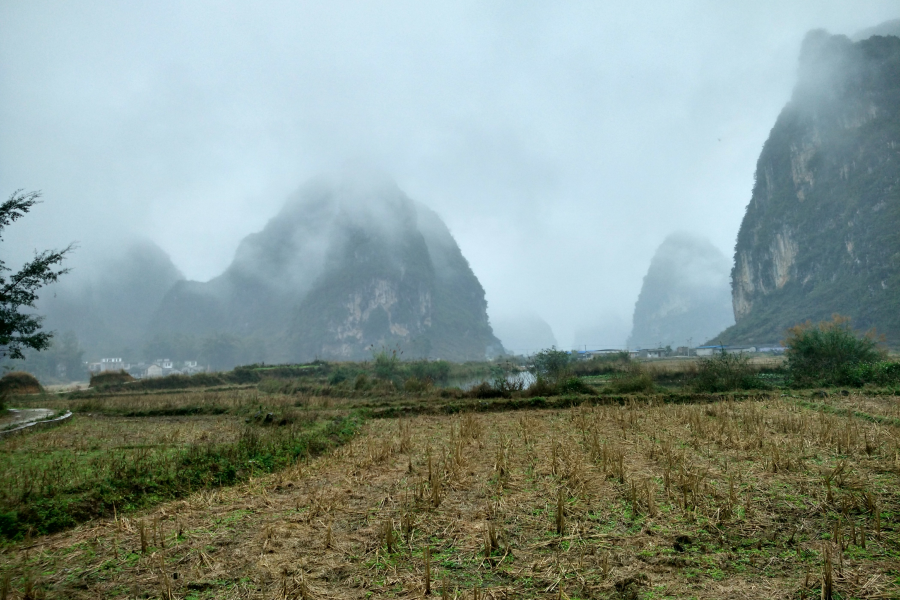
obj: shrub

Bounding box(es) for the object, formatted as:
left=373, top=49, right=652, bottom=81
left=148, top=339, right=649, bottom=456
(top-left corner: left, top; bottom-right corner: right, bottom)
left=373, top=347, right=401, bottom=382
left=246, top=363, right=323, bottom=379
left=229, top=366, right=262, bottom=384
left=557, top=377, right=594, bottom=395
left=353, top=373, right=370, bottom=390
left=525, top=376, right=557, bottom=398
left=89, top=370, right=134, bottom=387
left=406, top=360, right=452, bottom=386
left=329, top=365, right=362, bottom=385
left=133, top=372, right=224, bottom=390
left=607, top=364, right=656, bottom=394
left=466, top=365, right=526, bottom=399
left=690, top=352, right=769, bottom=392
left=570, top=352, right=631, bottom=376
left=467, top=381, right=505, bottom=399
left=403, top=377, right=433, bottom=393
left=0, top=371, right=43, bottom=396
left=841, top=360, right=900, bottom=387
left=784, top=315, right=884, bottom=386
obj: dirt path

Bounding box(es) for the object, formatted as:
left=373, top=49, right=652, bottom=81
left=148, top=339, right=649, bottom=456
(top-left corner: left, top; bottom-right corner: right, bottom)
left=0, top=407, right=54, bottom=427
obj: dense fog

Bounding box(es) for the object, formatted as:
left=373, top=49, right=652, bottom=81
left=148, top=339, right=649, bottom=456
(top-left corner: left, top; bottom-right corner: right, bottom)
left=1, top=2, right=898, bottom=363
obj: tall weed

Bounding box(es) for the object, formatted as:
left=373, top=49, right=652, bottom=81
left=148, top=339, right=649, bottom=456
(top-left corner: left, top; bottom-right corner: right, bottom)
left=607, top=364, right=656, bottom=394
left=689, top=352, right=770, bottom=392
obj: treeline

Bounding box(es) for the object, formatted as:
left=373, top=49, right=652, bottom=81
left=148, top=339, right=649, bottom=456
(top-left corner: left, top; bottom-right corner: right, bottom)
left=49, top=315, right=900, bottom=398
left=77, top=353, right=492, bottom=396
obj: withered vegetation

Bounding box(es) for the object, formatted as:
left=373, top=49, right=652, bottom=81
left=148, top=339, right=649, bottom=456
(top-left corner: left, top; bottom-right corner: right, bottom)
left=1, top=387, right=899, bottom=599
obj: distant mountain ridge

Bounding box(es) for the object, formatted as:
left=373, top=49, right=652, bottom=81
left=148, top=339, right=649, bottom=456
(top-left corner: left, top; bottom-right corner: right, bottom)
left=38, top=239, right=184, bottom=357
left=628, top=233, right=734, bottom=349
left=715, top=26, right=900, bottom=345
left=491, top=314, right=557, bottom=355
left=28, top=176, right=502, bottom=370
left=151, top=175, right=503, bottom=362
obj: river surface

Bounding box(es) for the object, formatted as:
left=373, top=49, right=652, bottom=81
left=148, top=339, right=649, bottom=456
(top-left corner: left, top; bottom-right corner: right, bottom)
left=450, top=372, right=536, bottom=391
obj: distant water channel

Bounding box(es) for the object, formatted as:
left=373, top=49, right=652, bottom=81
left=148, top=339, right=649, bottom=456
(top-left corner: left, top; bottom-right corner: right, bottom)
left=450, top=371, right=536, bottom=391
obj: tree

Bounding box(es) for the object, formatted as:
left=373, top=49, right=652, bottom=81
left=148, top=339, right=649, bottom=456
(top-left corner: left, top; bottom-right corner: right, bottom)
left=8, top=331, right=86, bottom=383
left=529, top=347, right=571, bottom=384
left=0, top=190, right=73, bottom=360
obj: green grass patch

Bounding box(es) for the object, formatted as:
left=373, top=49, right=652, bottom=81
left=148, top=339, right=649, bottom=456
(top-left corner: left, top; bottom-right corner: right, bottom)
left=0, top=412, right=362, bottom=542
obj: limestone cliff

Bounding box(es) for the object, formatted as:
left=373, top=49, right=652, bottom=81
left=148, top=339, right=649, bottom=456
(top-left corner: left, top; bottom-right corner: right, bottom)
left=628, top=233, right=734, bottom=349
left=716, top=28, right=900, bottom=344
left=152, top=174, right=502, bottom=362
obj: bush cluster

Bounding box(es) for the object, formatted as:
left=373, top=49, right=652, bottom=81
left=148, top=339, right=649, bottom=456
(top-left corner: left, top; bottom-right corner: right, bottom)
left=841, top=360, right=900, bottom=387
left=607, top=363, right=656, bottom=394
left=529, top=348, right=572, bottom=383
left=365, top=348, right=454, bottom=389
left=88, top=370, right=134, bottom=387
left=784, top=315, right=890, bottom=387
left=1, top=371, right=43, bottom=408
left=84, top=365, right=276, bottom=394
left=570, top=352, right=631, bottom=376
left=689, top=353, right=771, bottom=393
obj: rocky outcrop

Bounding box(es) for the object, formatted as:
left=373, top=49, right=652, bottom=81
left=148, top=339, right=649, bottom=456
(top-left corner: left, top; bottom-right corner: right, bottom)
left=732, top=225, right=799, bottom=320
left=717, top=28, right=900, bottom=344
left=152, top=174, right=502, bottom=362
left=628, top=233, right=734, bottom=349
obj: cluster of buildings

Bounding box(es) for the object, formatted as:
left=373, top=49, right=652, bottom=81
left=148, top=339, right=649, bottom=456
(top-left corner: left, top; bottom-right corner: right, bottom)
left=573, top=345, right=785, bottom=360
left=691, top=345, right=785, bottom=357
left=88, top=358, right=208, bottom=379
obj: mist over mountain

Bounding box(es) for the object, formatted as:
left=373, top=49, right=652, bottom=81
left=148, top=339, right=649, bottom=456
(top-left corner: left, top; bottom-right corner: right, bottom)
left=151, top=175, right=502, bottom=362
left=491, top=314, right=557, bottom=355
left=853, top=19, right=900, bottom=41
left=716, top=27, right=900, bottom=345
left=572, top=315, right=631, bottom=351
left=38, top=239, right=184, bottom=357
left=627, top=233, right=734, bottom=349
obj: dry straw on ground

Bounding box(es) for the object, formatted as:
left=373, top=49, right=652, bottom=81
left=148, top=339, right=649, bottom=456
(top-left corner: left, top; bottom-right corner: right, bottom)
left=1, top=392, right=899, bottom=599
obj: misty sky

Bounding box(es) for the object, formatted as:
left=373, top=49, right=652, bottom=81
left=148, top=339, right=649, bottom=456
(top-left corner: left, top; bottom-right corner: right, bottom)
left=2, top=1, right=898, bottom=350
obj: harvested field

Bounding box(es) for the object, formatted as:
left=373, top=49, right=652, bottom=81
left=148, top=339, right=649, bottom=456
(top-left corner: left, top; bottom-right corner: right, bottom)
left=0, top=398, right=360, bottom=542
left=1, top=392, right=898, bottom=599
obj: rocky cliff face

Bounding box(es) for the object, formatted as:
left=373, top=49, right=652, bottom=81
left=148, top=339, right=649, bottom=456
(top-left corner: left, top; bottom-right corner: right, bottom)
left=628, top=233, right=734, bottom=349
left=153, top=175, right=502, bottom=362
left=717, top=29, right=900, bottom=344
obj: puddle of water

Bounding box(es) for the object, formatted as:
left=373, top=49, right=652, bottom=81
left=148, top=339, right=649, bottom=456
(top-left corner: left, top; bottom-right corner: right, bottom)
left=1, top=408, right=54, bottom=427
